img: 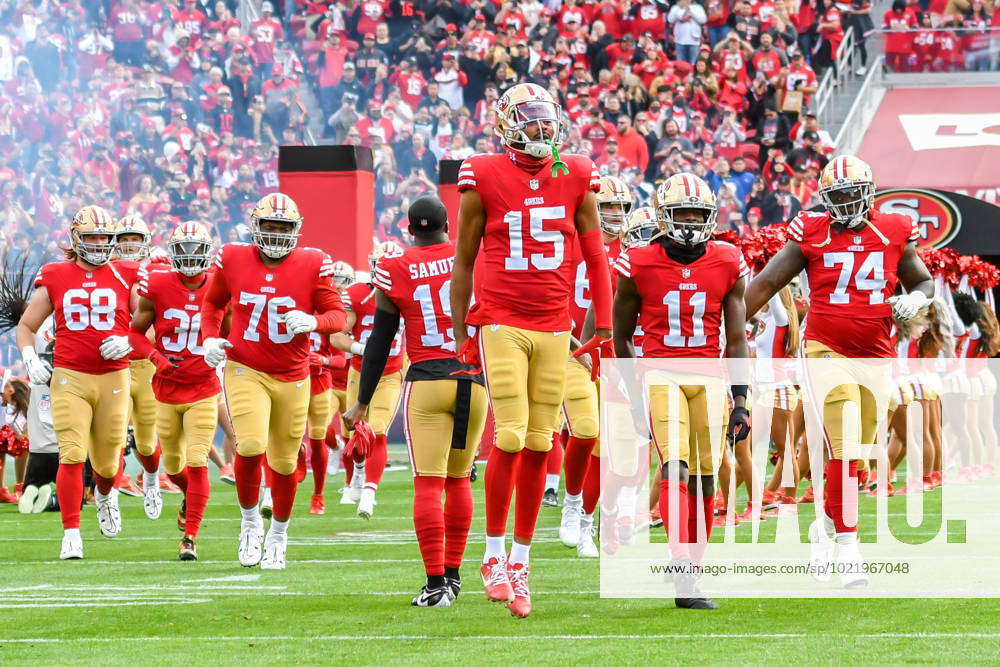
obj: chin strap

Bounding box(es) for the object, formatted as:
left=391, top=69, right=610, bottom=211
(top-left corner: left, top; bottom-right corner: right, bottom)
left=549, top=142, right=569, bottom=177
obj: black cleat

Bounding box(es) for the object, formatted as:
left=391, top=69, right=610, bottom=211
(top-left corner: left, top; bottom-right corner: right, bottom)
left=675, top=596, right=720, bottom=610
left=444, top=575, right=461, bottom=601
left=469, top=463, right=477, bottom=483
left=542, top=489, right=559, bottom=507
left=411, top=585, right=453, bottom=607
left=179, top=536, right=198, bottom=561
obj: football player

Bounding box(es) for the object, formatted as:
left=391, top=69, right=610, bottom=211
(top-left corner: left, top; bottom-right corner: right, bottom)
left=332, top=242, right=406, bottom=518
left=745, top=155, right=934, bottom=587
left=559, top=175, right=631, bottom=558
left=344, top=196, right=488, bottom=607
left=199, top=193, right=347, bottom=570
left=450, top=82, right=613, bottom=618
left=129, top=222, right=220, bottom=560
left=304, top=328, right=346, bottom=515
left=16, top=205, right=135, bottom=559
left=114, top=215, right=165, bottom=520
left=613, top=173, right=751, bottom=610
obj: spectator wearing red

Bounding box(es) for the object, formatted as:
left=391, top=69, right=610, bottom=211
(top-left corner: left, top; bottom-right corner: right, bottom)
left=706, top=0, right=731, bottom=46
left=167, top=31, right=199, bottom=83
left=778, top=50, right=818, bottom=110
left=558, top=0, right=588, bottom=35
left=911, top=12, right=938, bottom=72
left=605, top=33, right=637, bottom=69
left=580, top=107, right=616, bottom=158
left=390, top=57, right=426, bottom=111
left=434, top=54, right=467, bottom=110
left=613, top=114, right=650, bottom=173
left=883, top=0, right=917, bottom=71
left=814, top=0, right=844, bottom=73
left=751, top=32, right=787, bottom=79
left=467, top=14, right=497, bottom=57
left=436, top=25, right=463, bottom=62
left=209, top=1, right=240, bottom=35
left=251, top=2, right=284, bottom=68
left=633, top=43, right=671, bottom=88
left=596, top=135, right=630, bottom=174
left=714, top=33, right=753, bottom=83
left=355, top=102, right=394, bottom=147
left=632, top=0, right=668, bottom=42
left=717, top=68, right=749, bottom=113
left=108, top=0, right=146, bottom=67
left=593, top=0, right=628, bottom=39
left=355, top=0, right=390, bottom=39
left=934, top=16, right=965, bottom=73
left=173, top=0, right=208, bottom=46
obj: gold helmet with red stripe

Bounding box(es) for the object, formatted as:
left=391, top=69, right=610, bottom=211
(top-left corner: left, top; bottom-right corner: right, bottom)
left=250, top=192, right=303, bottom=259
left=819, top=154, right=875, bottom=228
left=596, top=175, right=633, bottom=237
left=654, top=173, right=718, bottom=247
left=331, top=260, right=355, bottom=289
left=493, top=82, right=568, bottom=159
left=368, top=241, right=403, bottom=273
left=167, top=221, right=214, bottom=276
left=70, top=205, right=118, bottom=266
left=115, top=214, right=151, bottom=261
left=621, top=206, right=659, bottom=249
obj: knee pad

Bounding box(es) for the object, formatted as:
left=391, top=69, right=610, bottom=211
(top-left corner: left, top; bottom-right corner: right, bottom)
left=495, top=428, right=525, bottom=453
left=661, top=460, right=690, bottom=485
left=569, top=416, right=599, bottom=440
left=236, top=437, right=267, bottom=458
left=525, top=431, right=553, bottom=452
left=162, top=453, right=185, bottom=476
left=58, top=444, right=86, bottom=466
left=269, top=455, right=297, bottom=476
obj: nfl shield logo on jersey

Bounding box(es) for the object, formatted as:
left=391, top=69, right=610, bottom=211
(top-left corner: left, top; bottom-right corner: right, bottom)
left=188, top=293, right=195, bottom=301
left=682, top=268, right=691, bottom=278
left=265, top=273, right=273, bottom=282
left=529, top=179, right=540, bottom=190
left=853, top=236, right=863, bottom=244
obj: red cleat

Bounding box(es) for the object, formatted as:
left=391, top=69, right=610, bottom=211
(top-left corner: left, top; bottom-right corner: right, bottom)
left=116, top=474, right=142, bottom=497
left=505, top=561, right=532, bottom=618
left=601, top=511, right=620, bottom=555
left=310, top=493, right=326, bottom=515
left=931, top=471, right=942, bottom=488
left=296, top=447, right=307, bottom=484
left=922, top=475, right=935, bottom=492
left=738, top=503, right=765, bottom=522
left=648, top=506, right=662, bottom=528
left=713, top=511, right=740, bottom=527
left=857, top=469, right=869, bottom=489
left=13, top=482, right=23, bottom=500
left=481, top=556, right=514, bottom=603
left=219, top=463, right=236, bottom=485
left=0, top=487, right=16, bottom=503
left=897, top=479, right=924, bottom=495
left=713, top=490, right=725, bottom=512
left=797, top=486, right=815, bottom=504
left=159, top=474, right=182, bottom=494
left=761, top=488, right=780, bottom=509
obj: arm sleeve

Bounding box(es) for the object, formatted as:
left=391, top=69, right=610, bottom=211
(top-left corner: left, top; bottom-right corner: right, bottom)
left=357, top=306, right=401, bottom=406
left=313, top=281, right=348, bottom=333
left=200, top=268, right=232, bottom=339
left=579, top=228, right=613, bottom=330
left=768, top=292, right=788, bottom=326
left=128, top=326, right=156, bottom=359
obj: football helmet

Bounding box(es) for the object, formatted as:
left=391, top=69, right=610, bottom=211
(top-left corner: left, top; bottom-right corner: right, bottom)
left=493, top=83, right=568, bottom=159
left=70, top=205, right=118, bottom=266
left=368, top=241, right=403, bottom=273
left=331, top=260, right=355, bottom=289
left=596, top=175, right=633, bottom=237
left=250, top=192, right=302, bottom=259
left=167, top=221, right=215, bottom=276
left=654, top=173, right=717, bottom=247
left=115, top=215, right=151, bottom=261
left=621, top=207, right=659, bottom=249
left=818, top=155, right=875, bottom=229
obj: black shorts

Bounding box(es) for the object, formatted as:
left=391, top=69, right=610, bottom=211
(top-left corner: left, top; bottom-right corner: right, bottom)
left=23, top=452, right=59, bottom=487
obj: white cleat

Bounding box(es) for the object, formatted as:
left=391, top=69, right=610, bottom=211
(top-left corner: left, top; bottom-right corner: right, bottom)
left=143, top=486, right=163, bottom=520
left=33, top=485, right=52, bottom=514
left=60, top=531, right=83, bottom=560
left=260, top=530, right=288, bottom=570
left=18, top=485, right=38, bottom=514
left=559, top=499, right=582, bottom=547
left=836, top=540, right=869, bottom=589
left=576, top=514, right=599, bottom=558
left=96, top=488, right=122, bottom=537
left=808, top=517, right=835, bottom=582
left=259, top=487, right=273, bottom=519
left=357, top=487, right=376, bottom=519
left=340, top=469, right=365, bottom=504
left=238, top=516, right=265, bottom=567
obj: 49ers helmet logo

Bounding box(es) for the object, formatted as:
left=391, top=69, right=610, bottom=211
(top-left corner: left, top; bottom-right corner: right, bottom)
left=874, top=188, right=961, bottom=249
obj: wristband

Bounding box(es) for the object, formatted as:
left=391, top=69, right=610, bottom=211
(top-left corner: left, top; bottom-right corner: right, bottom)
left=350, top=341, right=365, bottom=356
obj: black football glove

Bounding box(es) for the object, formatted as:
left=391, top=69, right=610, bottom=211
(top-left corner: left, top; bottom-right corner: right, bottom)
left=727, top=406, right=750, bottom=444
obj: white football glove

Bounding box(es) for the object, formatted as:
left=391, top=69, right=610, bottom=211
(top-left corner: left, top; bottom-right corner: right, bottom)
left=99, top=335, right=133, bottom=361
left=282, top=310, right=318, bottom=335
left=20, top=346, right=51, bottom=385
left=887, top=291, right=931, bottom=322
left=202, top=337, right=233, bottom=368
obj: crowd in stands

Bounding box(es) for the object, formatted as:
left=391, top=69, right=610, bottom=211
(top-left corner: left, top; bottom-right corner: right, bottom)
left=882, top=0, right=1000, bottom=72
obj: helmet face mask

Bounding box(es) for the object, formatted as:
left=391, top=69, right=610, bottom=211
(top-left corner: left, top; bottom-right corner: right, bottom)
left=369, top=241, right=403, bottom=274
left=654, top=174, right=718, bottom=248
left=596, top=175, right=634, bottom=237
left=249, top=193, right=302, bottom=259
left=167, top=222, right=214, bottom=276
left=331, top=260, right=354, bottom=289
left=495, top=84, right=568, bottom=159
left=73, top=230, right=117, bottom=265
left=116, top=232, right=150, bottom=261
left=620, top=206, right=659, bottom=249
left=819, top=155, right=875, bottom=229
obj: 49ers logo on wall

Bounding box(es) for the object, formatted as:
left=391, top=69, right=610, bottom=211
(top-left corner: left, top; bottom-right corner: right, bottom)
left=874, top=188, right=962, bottom=249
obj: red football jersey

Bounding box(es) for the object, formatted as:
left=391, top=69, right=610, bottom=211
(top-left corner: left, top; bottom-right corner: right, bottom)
left=615, top=241, right=749, bottom=359
left=308, top=331, right=333, bottom=395
left=346, top=281, right=404, bottom=374
left=204, top=243, right=342, bottom=382
left=568, top=237, right=620, bottom=340
left=457, top=152, right=602, bottom=332
left=36, top=261, right=133, bottom=373
left=788, top=209, right=917, bottom=358
left=372, top=240, right=464, bottom=365
left=138, top=267, right=221, bottom=404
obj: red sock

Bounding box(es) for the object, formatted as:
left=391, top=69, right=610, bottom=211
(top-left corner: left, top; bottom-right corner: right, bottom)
left=184, top=466, right=210, bottom=538
left=659, top=478, right=691, bottom=560
left=296, top=446, right=307, bottom=483
left=309, top=438, right=328, bottom=494
left=270, top=467, right=297, bottom=521
left=513, top=448, right=548, bottom=541
left=234, top=453, right=264, bottom=509
left=115, top=453, right=126, bottom=483
left=262, top=455, right=274, bottom=488
left=343, top=448, right=354, bottom=485
left=134, top=443, right=161, bottom=475
left=444, top=476, right=473, bottom=569
left=93, top=471, right=115, bottom=496
left=363, top=434, right=388, bottom=489
left=582, top=454, right=601, bottom=515
left=413, top=476, right=446, bottom=576
left=56, top=462, right=83, bottom=530
left=484, top=447, right=519, bottom=536
left=564, top=436, right=597, bottom=496
left=168, top=469, right=189, bottom=494
left=824, top=459, right=859, bottom=534
left=546, top=434, right=564, bottom=476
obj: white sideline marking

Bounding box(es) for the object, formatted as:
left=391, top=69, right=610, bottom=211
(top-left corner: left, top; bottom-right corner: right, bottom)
left=5, top=633, right=1000, bottom=644
left=179, top=574, right=261, bottom=583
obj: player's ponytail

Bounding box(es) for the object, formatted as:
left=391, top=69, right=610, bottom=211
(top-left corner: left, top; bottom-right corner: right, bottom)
left=62, top=246, right=78, bottom=261
left=779, top=286, right=800, bottom=357
left=975, top=300, right=1000, bottom=357
left=918, top=300, right=947, bottom=358
left=0, top=251, right=41, bottom=332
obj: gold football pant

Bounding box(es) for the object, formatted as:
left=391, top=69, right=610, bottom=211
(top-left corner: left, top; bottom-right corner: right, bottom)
left=224, top=362, right=310, bottom=475
left=331, top=387, right=348, bottom=434
left=345, top=367, right=402, bottom=435
left=648, top=376, right=729, bottom=476
left=803, top=341, right=891, bottom=460
left=50, top=367, right=130, bottom=479
left=308, top=389, right=333, bottom=439
left=129, top=359, right=157, bottom=456
left=156, top=394, right=219, bottom=475
left=479, top=324, right=570, bottom=453
left=403, top=379, right=488, bottom=477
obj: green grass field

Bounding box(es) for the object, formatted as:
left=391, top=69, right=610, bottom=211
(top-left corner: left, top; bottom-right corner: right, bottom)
left=3, top=450, right=1000, bottom=665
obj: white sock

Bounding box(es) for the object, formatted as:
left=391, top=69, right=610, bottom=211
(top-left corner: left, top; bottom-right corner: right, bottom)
left=545, top=474, right=560, bottom=493
left=270, top=518, right=289, bottom=536
left=94, top=487, right=109, bottom=503
left=580, top=512, right=594, bottom=528
left=64, top=528, right=80, bottom=540
left=836, top=532, right=858, bottom=546
left=241, top=505, right=260, bottom=523
left=353, top=462, right=365, bottom=479
left=509, top=541, right=530, bottom=566
left=564, top=491, right=582, bottom=506
left=484, top=535, right=506, bottom=560
left=142, top=470, right=158, bottom=491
